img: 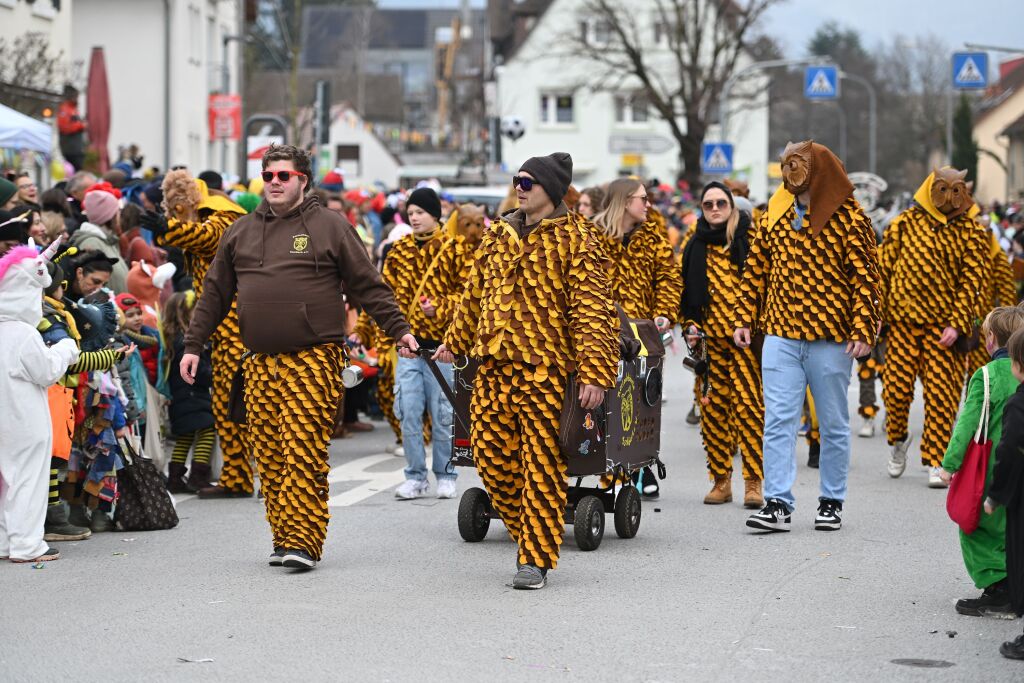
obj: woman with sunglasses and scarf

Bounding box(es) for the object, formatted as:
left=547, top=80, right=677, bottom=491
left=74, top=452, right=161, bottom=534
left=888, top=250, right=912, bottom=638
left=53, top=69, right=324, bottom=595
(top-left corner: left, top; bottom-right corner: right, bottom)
left=680, top=182, right=764, bottom=509
left=592, top=177, right=682, bottom=498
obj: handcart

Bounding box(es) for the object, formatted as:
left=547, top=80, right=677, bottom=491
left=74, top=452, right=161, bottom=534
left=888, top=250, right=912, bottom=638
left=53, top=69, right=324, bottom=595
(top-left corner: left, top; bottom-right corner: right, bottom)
left=419, top=312, right=666, bottom=551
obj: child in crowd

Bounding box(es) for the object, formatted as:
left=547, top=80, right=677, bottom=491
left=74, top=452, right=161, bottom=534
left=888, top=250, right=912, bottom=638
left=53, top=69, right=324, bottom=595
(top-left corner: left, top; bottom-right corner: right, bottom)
left=0, top=245, right=80, bottom=563
left=986, top=327, right=1024, bottom=659
left=942, top=307, right=1024, bottom=618
left=115, top=293, right=160, bottom=433
left=162, top=291, right=216, bottom=493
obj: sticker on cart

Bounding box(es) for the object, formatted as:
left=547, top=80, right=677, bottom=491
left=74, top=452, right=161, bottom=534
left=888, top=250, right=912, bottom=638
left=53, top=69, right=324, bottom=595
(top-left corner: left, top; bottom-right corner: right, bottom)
left=583, top=413, right=594, bottom=430
left=578, top=439, right=591, bottom=456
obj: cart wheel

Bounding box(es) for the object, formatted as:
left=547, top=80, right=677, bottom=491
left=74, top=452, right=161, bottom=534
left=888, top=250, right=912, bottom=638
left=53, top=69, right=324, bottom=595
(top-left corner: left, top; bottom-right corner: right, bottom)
left=574, top=495, right=605, bottom=551
left=614, top=485, right=642, bottom=539
left=458, top=487, right=491, bottom=542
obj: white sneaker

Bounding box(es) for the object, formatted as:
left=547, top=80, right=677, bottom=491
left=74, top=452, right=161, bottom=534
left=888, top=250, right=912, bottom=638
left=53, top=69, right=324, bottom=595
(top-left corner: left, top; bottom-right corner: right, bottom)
left=857, top=417, right=875, bottom=438
left=436, top=479, right=458, bottom=499
left=928, top=467, right=949, bottom=489
left=385, top=443, right=398, bottom=454
left=395, top=479, right=429, bottom=500
left=887, top=433, right=912, bottom=478
left=393, top=446, right=405, bottom=458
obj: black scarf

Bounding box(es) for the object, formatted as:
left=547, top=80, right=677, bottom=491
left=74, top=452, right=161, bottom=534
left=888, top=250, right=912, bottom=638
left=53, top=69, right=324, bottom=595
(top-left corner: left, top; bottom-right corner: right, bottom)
left=680, top=211, right=752, bottom=323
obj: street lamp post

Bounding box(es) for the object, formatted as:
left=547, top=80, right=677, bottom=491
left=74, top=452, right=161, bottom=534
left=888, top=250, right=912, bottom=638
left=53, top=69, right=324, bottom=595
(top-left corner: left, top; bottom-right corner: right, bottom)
left=720, top=57, right=830, bottom=144
left=839, top=71, right=877, bottom=174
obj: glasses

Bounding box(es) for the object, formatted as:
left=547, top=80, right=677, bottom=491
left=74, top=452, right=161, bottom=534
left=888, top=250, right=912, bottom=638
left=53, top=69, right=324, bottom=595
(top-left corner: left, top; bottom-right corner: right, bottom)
left=512, top=175, right=535, bottom=192
left=261, top=170, right=307, bottom=183
left=18, top=182, right=36, bottom=190
left=629, top=194, right=650, bottom=205
left=702, top=199, right=730, bottom=210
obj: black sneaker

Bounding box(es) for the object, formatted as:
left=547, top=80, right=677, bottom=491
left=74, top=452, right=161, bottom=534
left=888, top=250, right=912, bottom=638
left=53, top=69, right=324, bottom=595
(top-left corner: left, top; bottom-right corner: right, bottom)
left=281, top=549, right=317, bottom=570
left=807, top=442, right=820, bottom=469
left=1000, top=634, right=1024, bottom=660
left=268, top=547, right=285, bottom=567
left=746, top=498, right=791, bottom=532
left=512, top=564, right=548, bottom=589
left=957, top=580, right=1012, bottom=617
left=814, top=498, right=843, bottom=531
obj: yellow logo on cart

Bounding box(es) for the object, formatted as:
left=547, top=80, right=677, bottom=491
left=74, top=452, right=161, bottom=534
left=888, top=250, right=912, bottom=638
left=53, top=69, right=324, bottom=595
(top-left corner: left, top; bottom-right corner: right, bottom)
left=291, top=234, right=309, bottom=253
left=620, top=374, right=635, bottom=435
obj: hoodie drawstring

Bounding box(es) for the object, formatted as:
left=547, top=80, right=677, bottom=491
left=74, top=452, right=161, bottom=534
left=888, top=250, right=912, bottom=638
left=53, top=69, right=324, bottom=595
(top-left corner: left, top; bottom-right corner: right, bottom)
left=300, top=204, right=319, bottom=274
left=260, top=210, right=267, bottom=267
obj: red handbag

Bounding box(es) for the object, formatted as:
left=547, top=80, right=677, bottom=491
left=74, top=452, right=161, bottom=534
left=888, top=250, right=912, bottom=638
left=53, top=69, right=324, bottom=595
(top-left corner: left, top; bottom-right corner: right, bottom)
left=947, top=365, right=992, bottom=534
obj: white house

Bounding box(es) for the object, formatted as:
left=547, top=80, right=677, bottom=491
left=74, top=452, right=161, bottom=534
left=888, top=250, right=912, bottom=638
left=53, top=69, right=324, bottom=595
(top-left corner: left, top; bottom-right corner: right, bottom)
left=495, top=0, right=770, bottom=202
left=0, top=0, right=72, bottom=57
left=326, top=106, right=402, bottom=188
left=71, top=0, right=242, bottom=174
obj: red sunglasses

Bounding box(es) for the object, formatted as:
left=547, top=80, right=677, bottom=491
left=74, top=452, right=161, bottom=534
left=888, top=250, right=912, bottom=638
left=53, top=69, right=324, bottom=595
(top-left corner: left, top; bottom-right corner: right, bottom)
left=261, top=170, right=307, bottom=183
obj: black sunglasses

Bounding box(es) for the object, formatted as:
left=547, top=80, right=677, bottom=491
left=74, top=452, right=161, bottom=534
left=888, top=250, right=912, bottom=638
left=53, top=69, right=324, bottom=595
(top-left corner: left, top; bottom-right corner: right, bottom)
left=702, top=199, right=730, bottom=210
left=262, top=170, right=307, bottom=183
left=512, top=175, right=535, bottom=192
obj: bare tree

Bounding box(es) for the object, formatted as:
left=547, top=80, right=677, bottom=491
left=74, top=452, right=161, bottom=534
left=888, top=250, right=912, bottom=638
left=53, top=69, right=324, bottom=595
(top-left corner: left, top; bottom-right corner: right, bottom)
left=0, top=32, right=68, bottom=113
left=559, top=0, right=780, bottom=186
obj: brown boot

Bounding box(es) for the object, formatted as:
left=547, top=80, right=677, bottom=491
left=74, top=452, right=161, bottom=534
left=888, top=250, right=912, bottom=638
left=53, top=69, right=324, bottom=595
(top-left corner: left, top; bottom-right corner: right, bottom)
left=186, top=462, right=213, bottom=493
left=743, top=479, right=764, bottom=509
left=167, top=462, right=190, bottom=493
left=703, top=475, right=732, bottom=504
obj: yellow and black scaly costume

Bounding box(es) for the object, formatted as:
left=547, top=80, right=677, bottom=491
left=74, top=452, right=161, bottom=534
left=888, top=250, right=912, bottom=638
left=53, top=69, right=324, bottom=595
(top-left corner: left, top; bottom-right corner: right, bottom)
left=879, top=181, right=989, bottom=468
left=735, top=194, right=881, bottom=345
left=158, top=194, right=252, bottom=494
left=965, top=231, right=1019, bottom=379
left=445, top=205, right=618, bottom=570
left=679, top=224, right=764, bottom=483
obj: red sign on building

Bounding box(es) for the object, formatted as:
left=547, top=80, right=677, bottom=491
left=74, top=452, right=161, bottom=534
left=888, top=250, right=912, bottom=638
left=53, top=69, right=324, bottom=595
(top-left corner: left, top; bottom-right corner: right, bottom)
left=208, top=94, right=242, bottom=141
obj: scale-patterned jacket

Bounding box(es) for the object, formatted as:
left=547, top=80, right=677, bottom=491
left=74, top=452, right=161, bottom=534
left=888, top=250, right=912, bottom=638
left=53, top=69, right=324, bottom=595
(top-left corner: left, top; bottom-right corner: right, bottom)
left=879, top=205, right=989, bottom=332
left=158, top=209, right=242, bottom=298
left=602, top=221, right=682, bottom=322
left=445, top=205, right=618, bottom=388
left=377, top=232, right=466, bottom=343
left=734, top=196, right=881, bottom=345
left=981, top=231, right=1019, bottom=312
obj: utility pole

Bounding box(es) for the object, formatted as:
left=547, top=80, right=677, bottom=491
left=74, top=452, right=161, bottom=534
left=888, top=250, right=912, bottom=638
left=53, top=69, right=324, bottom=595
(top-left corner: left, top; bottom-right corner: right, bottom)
left=222, top=33, right=248, bottom=174
left=839, top=71, right=876, bottom=174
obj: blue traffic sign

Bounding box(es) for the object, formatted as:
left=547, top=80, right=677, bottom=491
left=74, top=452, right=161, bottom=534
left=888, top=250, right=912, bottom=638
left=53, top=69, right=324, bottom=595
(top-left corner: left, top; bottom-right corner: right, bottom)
left=701, top=143, right=733, bottom=174
left=952, top=52, right=988, bottom=89
left=804, top=65, right=839, bottom=100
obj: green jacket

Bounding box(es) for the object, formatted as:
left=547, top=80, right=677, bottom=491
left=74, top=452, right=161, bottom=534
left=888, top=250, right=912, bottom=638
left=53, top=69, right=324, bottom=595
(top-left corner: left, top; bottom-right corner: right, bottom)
left=943, top=356, right=1021, bottom=476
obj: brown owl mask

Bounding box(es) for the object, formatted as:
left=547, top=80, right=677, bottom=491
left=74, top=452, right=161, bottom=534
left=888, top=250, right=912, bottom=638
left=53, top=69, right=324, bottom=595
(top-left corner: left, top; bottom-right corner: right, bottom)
left=781, top=141, right=813, bottom=196
left=456, top=204, right=486, bottom=248
left=929, top=167, right=973, bottom=219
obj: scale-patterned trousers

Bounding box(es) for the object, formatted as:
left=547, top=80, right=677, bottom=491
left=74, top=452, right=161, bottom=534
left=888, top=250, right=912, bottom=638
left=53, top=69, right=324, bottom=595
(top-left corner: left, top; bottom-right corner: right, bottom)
left=376, top=344, right=402, bottom=441
left=883, top=324, right=965, bottom=467
left=965, top=345, right=990, bottom=386
left=243, top=344, right=344, bottom=559
left=700, top=337, right=764, bottom=480
left=471, top=359, right=566, bottom=570
left=211, top=308, right=253, bottom=493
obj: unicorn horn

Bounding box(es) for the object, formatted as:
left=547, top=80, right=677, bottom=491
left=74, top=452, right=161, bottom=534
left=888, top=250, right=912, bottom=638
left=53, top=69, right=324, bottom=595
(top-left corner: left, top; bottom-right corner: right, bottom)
left=40, top=233, right=66, bottom=261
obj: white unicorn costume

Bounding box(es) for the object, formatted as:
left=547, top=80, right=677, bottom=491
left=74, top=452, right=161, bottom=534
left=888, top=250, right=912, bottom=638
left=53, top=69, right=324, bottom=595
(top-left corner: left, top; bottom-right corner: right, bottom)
left=0, top=242, right=79, bottom=561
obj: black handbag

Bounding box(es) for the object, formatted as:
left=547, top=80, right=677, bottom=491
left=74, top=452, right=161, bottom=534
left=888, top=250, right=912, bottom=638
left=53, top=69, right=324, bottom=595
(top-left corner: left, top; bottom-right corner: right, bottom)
left=114, top=438, right=179, bottom=531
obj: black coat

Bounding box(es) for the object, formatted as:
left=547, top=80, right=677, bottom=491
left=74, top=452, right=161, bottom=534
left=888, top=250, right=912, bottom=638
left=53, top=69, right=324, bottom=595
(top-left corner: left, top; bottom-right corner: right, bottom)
left=989, top=383, right=1024, bottom=614
left=168, top=336, right=215, bottom=436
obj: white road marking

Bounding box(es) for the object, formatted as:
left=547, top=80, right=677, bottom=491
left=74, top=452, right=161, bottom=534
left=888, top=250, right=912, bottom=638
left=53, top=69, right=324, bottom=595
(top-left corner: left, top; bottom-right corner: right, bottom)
left=327, top=452, right=406, bottom=507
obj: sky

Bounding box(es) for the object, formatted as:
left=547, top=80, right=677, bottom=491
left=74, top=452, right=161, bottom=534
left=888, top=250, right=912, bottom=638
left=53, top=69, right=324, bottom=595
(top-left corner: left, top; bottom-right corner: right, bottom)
left=380, top=0, right=1024, bottom=64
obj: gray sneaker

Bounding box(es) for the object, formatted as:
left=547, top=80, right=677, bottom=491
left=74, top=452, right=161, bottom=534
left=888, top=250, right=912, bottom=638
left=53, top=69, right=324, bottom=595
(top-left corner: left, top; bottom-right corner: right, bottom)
left=512, top=564, right=548, bottom=590
left=268, top=547, right=285, bottom=567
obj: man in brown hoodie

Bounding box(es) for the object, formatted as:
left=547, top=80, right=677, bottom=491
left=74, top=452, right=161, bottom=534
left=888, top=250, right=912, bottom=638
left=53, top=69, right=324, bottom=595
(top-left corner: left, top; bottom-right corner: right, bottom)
left=180, top=145, right=417, bottom=570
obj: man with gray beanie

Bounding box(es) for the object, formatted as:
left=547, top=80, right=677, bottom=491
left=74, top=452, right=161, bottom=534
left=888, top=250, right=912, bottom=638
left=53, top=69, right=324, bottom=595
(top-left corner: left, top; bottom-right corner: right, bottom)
left=434, top=153, right=618, bottom=589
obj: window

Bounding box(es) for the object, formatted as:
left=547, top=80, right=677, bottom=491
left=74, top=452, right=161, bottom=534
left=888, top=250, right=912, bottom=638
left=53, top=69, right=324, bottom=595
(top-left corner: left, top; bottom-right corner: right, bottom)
left=615, top=93, right=650, bottom=125
left=540, top=93, right=574, bottom=125
left=31, top=0, right=58, bottom=19
left=336, top=144, right=361, bottom=178
left=653, top=15, right=678, bottom=46
left=579, top=19, right=612, bottom=47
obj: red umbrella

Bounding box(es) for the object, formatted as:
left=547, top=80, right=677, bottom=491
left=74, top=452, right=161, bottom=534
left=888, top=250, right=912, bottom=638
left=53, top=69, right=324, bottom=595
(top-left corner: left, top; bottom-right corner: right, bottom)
left=86, top=46, right=111, bottom=173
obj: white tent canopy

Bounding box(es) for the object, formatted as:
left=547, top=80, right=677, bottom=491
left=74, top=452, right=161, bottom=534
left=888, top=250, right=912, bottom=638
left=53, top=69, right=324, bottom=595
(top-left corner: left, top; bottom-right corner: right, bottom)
left=0, top=102, right=52, bottom=154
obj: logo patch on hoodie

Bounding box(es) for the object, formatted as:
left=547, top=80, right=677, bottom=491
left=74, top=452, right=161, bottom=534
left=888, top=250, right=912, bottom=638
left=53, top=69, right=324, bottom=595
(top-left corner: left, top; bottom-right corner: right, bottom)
left=291, top=234, right=310, bottom=254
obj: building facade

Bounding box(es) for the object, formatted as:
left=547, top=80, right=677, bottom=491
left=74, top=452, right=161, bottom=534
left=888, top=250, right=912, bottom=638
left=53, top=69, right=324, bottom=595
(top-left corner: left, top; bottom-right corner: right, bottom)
left=494, top=0, right=770, bottom=200
left=975, top=59, right=1024, bottom=204
left=71, top=0, right=242, bottom=175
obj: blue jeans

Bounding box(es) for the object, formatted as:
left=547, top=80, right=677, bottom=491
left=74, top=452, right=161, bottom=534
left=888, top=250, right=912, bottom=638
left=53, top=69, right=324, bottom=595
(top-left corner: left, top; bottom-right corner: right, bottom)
left=761, top=336, right=853, bottom=510
left=395, top=355, right=455, bottom=482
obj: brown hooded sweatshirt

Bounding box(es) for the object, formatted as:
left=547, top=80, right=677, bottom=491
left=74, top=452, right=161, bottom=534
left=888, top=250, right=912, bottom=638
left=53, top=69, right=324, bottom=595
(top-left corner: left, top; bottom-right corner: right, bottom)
left=184, top=195, right=410, bottom=356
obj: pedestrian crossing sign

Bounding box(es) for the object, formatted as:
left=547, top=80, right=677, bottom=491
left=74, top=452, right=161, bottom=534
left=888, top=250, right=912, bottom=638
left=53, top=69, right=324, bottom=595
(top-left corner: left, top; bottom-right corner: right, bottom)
left=701, top=143, right=733, bottom=174
left=804, top=65, right=839, bottom=100
left=952, top=52, right=988, bottom=89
